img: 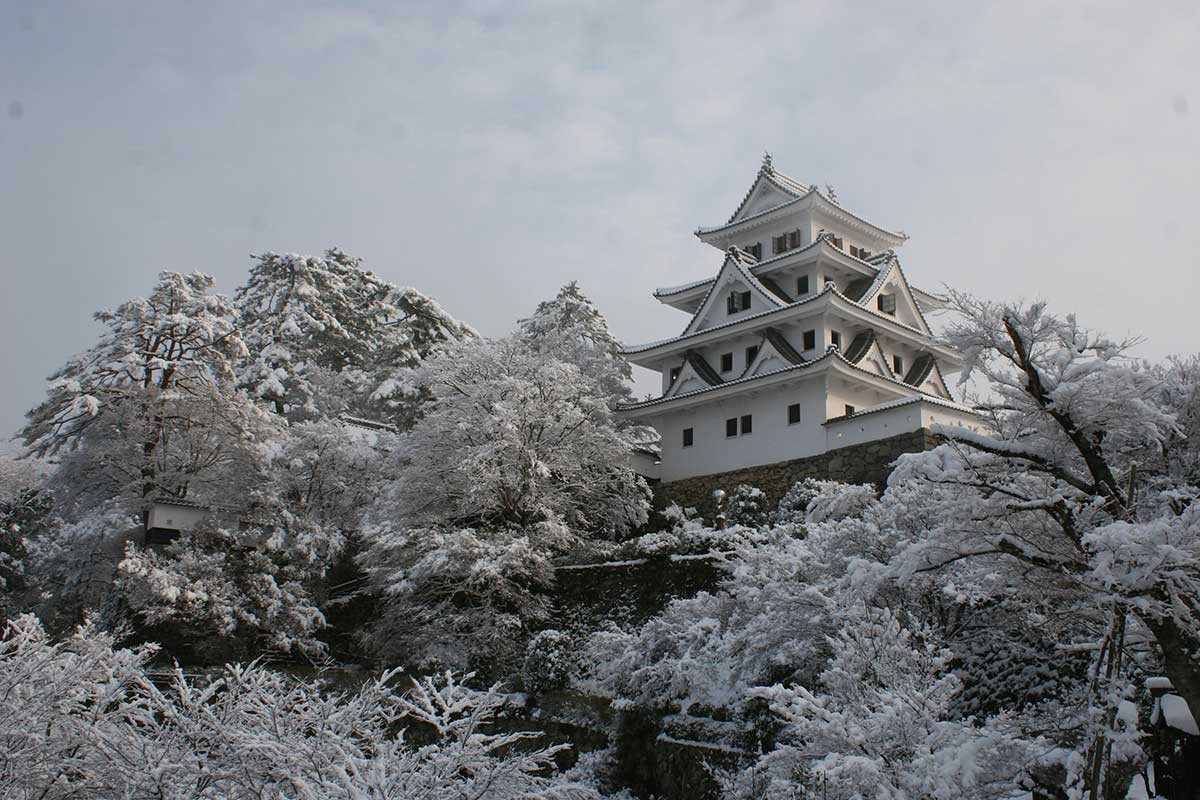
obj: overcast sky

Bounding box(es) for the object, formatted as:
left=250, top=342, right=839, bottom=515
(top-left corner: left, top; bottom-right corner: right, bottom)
left=2, top=1, right=1197, bottom=440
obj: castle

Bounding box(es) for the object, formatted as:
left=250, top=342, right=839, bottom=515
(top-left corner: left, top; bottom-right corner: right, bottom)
left=619, top=155, right=978, bottom=486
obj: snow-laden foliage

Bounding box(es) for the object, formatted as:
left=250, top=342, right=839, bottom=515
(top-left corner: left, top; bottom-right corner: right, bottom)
left=368, top=336, right=647, bottom=535
left=1153, top=353, right=1200, bottom=483
left=0, top=614, right=596, bottom=799
left=21, top=271, right=261, bottom=504
left=15, top=265, right=428, bottom=657
left=590, top=470, right=1128, bottom=797
left=361, top=524, right=559, bottom=670
left=874, top=294, right=1200, bottom=795
left=0, top=454, right=49, bottom=618
left=117, top=525, right=330, bottom=658
left=588, top=481, right=925, bottom=715
left=236, top=249, right=475, bottom=427
left=359, top=335, right=648, bottom=670
left=524, top=629, right=576, bottom=692
left=517, top=281, right=635, bottom=407
left=725, top=484, right=771, bottom=529
left=723, top=607, right=1037, bottom=800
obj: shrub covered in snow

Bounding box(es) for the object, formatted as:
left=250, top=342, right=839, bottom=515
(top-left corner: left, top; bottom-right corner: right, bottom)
left=725, top=484, right=771, bottom=529
left=524, top=629, right=576, bottom=693
left=0, top=614, right=597, bottom=799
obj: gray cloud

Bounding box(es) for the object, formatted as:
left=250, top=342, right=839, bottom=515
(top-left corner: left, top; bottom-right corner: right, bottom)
left=2, top=0, right=1198, bottom=437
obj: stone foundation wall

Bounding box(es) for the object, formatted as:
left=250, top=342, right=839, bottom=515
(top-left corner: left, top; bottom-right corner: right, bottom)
left=654, top=428, right=939, bottom=519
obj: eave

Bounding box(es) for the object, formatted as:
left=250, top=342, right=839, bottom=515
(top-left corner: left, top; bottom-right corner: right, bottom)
left=618, top=349, right=974, bottom=419
left=655, top=239, right=937, bottom=314
left=623, top=285, right=963, bottom=370
left=695, top=189, right=907, bottom=250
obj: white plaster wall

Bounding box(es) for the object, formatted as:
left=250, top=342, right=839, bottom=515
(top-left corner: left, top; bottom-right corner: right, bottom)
left=825, top=380, right=897, bottom=419
left=823, top=401, right=980, bottom=450
left=648, top=376, right=828, bottom=482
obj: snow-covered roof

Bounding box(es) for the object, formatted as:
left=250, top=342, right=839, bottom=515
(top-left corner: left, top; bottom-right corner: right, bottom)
left=721, top=154, right=811, bottom=225
left=822, top=392, right=976, bottom=425
left=695, top=160, right=907, bottom=245
left=625, top=280, right=950, bottom=362
left=627, top=282, right=836, bottom=356
left=654, top=239, right=925, bottom=306
left=620, top=349, right=837, bottom=411
left=620, top=348, right=972, bottom=415
left=678, top=247, right=787, bottom=337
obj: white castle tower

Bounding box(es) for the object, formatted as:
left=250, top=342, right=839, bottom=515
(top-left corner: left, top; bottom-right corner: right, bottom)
left=619, top=155, right=977, bottom=484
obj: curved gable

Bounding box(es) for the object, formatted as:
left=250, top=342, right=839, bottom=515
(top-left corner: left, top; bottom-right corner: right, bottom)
left=681, top=250, right=787, bottom=336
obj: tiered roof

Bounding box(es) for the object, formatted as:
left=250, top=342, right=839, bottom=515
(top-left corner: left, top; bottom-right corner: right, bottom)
left=620, top=156, right=963, bottom=419
left=694, top=154, right=908, bottom=247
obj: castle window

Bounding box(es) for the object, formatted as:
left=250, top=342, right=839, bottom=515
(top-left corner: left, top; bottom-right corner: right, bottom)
left=740, top=414, right=753, bottom=435
left=745, top=345, right=759, bottom=365
left=682, top=427, right=694, bottom=447
left=745, top=242, right=762, bottom=259
left=725, top=417, right=738, bottom=437
left=830, top=330, right=841, bottom=349
left=844, top=404, right=856, bottom=416
left=803, top=330, right=816, bottom=350
left=892, top=355, right=903, bottom=375
left=669, top=367, right=680, bottom=385
left=788, top=403, right=801, bottom=425
left=727, top=290, right=752, bottom=314
left=849, top=245, right=861, bottom=258
left=720, top=352, right=734, bottom=372
left=878, top=294, right=897, bottom=315
left=796, top=275, right=810, bottom=295
left=772, top=230, right=802, bottom=254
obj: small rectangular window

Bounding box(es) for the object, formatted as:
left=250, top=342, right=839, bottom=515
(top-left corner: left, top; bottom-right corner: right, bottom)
left=746, top=243, right=762, bottom=259
left=720, top=352, right=733, bottom=372
left=740, top=290, right=751, bottom=310
left=669, top=367, right=680, bottom=385
left=682, top=427, right=693, bottom=447
left=878, top=294, right=897, bottom=315
left=740, top=414, right=753, bottom=435
left=892, top=355, right=903, bottom=375
left=831, top=330, right=841, bottom=348
left=849, top=245, right=860, bottom=258
left=803, top=330, right=816, bottom=350
left=746, top=345, right=759, bottom=365
left=725, top=417, right=738, bottom=437
left=796, top=275, right=809, bottom=295
left=787, top=403, right=801, bottom=424
left=844, top=404, right=856, bottom=416
left=727, top=293, right=736, bottom=314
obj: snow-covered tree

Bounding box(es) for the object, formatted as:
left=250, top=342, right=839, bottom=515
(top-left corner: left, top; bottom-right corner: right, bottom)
left=726, top=484, right=771, bottom=528
left=22, top=271, right=255, bottom=505
left=725, top=606, right=1036, bottom=800
left=360, top=335, right=648, bottom=670
left=235, top=249, right=474, bottom=426
left=367, top=336, right=647, bottom=536
left=0, top=454, right=48, bottom=619
left=518, top=281, right=634, bottom=406
left=880, top=293, right=1200, bottom=797
left=0, top=613, right=597, bottom=799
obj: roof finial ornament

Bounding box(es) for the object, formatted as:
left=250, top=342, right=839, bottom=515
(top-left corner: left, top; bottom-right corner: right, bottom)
left=761, top=151, right=774, bottom=174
